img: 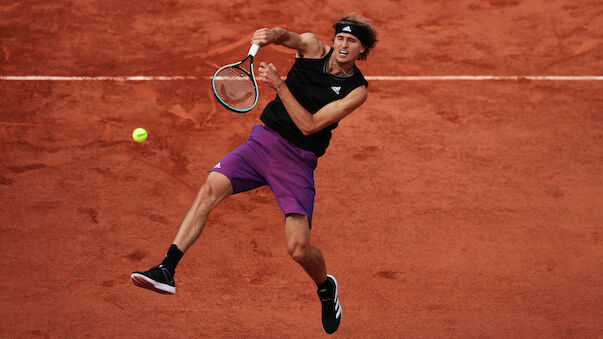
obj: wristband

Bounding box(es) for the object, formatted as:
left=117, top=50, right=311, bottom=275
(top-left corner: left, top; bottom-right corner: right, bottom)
left=275, top=81, right=285, bottom=90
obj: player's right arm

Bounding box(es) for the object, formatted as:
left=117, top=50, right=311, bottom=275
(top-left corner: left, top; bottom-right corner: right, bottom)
left=252, top=28, right=326, bottom=58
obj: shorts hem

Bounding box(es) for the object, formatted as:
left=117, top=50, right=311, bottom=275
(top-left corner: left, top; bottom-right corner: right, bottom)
left=208, top=168, right=238, bottom=194
left=283, top=211, right=313, bottom=228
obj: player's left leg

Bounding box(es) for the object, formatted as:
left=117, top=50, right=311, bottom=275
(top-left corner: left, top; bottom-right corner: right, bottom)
left=285, top=214, right=341, bottom=334
left=285, top=213, right=326, bottom=282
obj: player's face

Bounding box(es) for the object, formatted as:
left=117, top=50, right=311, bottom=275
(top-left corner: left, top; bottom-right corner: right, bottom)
left=333, top=33, right=365, bottom=64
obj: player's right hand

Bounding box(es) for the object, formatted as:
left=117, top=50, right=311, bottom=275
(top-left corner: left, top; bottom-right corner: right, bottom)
left=252, top=28, right=275, bottom=46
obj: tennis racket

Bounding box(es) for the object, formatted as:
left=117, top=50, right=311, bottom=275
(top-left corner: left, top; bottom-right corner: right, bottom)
left=211, top=43, right=260, bottom=113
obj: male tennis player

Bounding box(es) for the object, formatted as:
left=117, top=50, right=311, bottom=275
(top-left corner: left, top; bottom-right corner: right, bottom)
left=131, top=14, right=377, bottom=335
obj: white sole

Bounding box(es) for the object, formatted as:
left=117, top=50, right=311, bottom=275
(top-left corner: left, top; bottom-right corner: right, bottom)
left=130, top=273, right=176, bottom=294
left=328, top=274, right=342, bottom=320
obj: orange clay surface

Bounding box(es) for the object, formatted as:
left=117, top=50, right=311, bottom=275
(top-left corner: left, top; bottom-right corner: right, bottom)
left=1, top=0, right=602, bottom=337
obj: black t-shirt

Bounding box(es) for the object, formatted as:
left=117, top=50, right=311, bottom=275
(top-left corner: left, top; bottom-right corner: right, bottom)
left=260, top=47, right=368, bottom=157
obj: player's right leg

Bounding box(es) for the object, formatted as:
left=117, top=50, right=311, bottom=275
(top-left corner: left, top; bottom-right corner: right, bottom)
left=130, top=172, right=233, bottom=294
left=172, top=171, right=233, bottom=252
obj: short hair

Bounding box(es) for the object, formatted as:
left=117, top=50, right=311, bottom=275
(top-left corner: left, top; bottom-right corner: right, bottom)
left=333, top=13, right=378, bottom=61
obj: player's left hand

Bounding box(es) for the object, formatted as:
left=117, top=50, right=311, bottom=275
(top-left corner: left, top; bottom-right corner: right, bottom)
left=257, top=62, right=282, bottom=89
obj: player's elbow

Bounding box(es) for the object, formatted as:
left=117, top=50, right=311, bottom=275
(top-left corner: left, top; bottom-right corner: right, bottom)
left=299, top=121, right=320, bottom=136
left=294, top=116, right=317, bottom=136
left=300, top=127, right=314, bottom=136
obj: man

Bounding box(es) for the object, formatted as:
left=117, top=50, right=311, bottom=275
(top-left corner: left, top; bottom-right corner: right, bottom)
left=131, top=14, right=377, bottom=334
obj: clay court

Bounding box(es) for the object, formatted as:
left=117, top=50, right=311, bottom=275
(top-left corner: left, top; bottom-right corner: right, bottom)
left=1, top=0, right=602, bottom=337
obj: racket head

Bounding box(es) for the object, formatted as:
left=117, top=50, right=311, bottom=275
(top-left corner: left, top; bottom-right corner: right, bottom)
left=211, top=60, right=259, bottom=113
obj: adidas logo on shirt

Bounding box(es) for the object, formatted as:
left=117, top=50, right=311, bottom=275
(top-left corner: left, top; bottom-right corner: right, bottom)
left=331, top=86, right=341, bottom=95
left=214, top=162, right=221, bottom=169
left=342, top=26, right=352, bottom=32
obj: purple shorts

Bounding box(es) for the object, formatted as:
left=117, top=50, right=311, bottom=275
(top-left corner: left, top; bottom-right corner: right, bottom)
left=209, top=125, right=317, bottom=226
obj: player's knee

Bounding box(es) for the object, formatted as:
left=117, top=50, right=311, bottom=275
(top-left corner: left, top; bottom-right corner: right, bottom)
left=196, top=181, right=220, bottom=212
left=199, top=181, right=213, bottom=200
left=287, top=242, right=310, bottom=263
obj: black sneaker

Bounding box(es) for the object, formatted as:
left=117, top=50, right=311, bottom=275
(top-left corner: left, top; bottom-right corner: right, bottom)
left=130, top=265, right=176, bottom=294
left=317, top=274, right=342, bottom=334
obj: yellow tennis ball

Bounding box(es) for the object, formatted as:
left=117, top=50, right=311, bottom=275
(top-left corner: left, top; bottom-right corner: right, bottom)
left=132, top=128, right=148, bottom=142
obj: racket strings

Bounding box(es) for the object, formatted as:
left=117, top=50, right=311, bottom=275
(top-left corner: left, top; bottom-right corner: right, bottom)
left=213, top=67, right=256, bottom=110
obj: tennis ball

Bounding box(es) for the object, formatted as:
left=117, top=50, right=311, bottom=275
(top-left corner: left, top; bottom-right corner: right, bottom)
left=132, top=128, right=148, bottom=142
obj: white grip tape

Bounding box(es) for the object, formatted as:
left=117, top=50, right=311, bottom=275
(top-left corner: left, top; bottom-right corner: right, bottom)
left=248, top=44, right=260, bottom=57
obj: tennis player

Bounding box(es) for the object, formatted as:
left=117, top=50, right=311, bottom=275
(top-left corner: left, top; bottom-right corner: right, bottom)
left=131, top=14, right=377, bottom=334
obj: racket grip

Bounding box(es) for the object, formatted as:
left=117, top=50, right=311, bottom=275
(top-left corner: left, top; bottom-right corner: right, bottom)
left=248, top=43, right=260, bottom=57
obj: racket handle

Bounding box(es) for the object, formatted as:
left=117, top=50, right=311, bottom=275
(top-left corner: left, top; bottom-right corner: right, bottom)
left=248, top=43, right=260, bottom=57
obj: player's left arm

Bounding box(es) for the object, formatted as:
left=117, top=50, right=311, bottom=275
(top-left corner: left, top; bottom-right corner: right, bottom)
left=257, top=62, right=367, bottom=135
left=279, top=84, right=367, bottom=136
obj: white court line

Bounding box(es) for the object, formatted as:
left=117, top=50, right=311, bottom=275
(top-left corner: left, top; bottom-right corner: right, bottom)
left=0, top=76, right=197, bottom=81
left=0, top=75, right=602, bottom=81
left=367, top=75, right=603, bottom=81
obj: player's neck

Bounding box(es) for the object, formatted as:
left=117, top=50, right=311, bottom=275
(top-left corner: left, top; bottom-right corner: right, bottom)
left=329, top=60, right=355, bottom=77
left=328, top=54, right=355, bottom=77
